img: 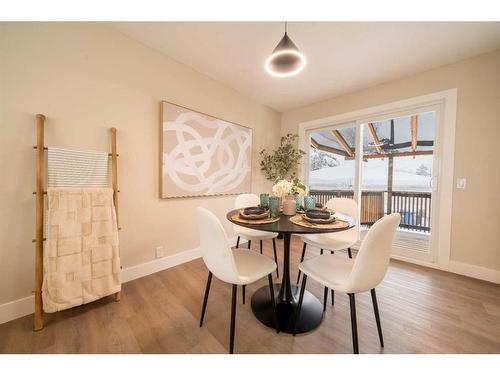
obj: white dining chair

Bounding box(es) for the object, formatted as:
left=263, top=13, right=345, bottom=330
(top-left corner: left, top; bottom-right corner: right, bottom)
left=297, top=197, right=359, bottom=306
left=234, top=194, right=279, bottom=280
left=197, top=207, right=278, bottom=354
left=293, top=213, right=401, bottom=354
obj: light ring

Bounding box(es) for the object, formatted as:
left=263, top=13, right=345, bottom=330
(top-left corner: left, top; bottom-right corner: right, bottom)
left=265, top=49, right=307, bottom=78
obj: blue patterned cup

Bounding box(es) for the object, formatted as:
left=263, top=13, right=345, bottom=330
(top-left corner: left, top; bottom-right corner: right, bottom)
left=260, top=193, right=269, bottom=209
left=269, top=196, right=281, bottom=218
left=304, top=195, right=316, bottom=211
left=294, top=194, right=303, bottom=211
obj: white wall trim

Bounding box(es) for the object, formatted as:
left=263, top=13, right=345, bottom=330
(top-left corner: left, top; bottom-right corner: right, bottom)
left=0, top=236, right=245, bottom=325
left=120, top=247, right=202, bottom=283
left=391, top=254, right=500, bottom=284
left=448, top=261, right=500, bottom=285
left=0, top=295, right=35, bottom=326
left=298, top=89, right=462, bottom=274
left=2, top=234, right=498, bottom=325
left=298, top=89, right=457, bottom=133
left=298, top=90, right=500, bottom=284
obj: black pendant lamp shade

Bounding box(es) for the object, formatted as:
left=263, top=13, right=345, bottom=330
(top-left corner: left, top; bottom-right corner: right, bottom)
left=265, top=24, right=306, bottom=77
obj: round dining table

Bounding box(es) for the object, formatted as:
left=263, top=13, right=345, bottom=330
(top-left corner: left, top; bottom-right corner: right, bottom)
left=227, top=209, right=355, bottom=334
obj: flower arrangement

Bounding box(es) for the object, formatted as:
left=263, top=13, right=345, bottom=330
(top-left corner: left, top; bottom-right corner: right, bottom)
left=291, top=178, right=309, bottom=197
left=272, top=178, right=308, bottom=198
left=272, top=179, right=293, bottom=198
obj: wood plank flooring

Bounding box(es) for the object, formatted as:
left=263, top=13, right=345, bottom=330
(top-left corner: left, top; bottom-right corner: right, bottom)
left=1, top=235, right=500, bottom=354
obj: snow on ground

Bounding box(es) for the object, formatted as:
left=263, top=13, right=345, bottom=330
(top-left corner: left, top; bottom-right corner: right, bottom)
left=310, top=158, right=432, bottom=191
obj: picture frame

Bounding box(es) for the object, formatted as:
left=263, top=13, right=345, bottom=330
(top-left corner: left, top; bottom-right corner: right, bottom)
left=160, top=101, right=253, bottom=198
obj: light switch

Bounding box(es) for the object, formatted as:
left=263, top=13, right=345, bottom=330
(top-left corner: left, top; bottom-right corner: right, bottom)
left=456, top=178, right=466, bottom=189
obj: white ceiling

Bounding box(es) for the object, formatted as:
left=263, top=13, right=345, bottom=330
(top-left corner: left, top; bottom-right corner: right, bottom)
left=110, top=22, right=500, bottom=112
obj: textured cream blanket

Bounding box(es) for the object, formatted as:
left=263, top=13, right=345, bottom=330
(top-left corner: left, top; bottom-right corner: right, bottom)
left=43, top=188, right=121, bottom=313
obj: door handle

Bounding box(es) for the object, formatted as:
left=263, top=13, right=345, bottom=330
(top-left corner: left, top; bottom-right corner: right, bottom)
left=431, top=176, right=438, bottom=192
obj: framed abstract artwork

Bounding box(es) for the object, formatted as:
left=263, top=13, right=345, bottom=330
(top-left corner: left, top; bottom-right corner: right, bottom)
left=160, top=101, right=253, bottom=198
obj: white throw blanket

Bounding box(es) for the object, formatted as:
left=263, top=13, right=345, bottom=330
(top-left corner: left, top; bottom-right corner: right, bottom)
left=43, top=188, right=121, bottom=313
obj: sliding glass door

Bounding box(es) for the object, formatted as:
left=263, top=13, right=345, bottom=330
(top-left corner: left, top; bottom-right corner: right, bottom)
left=305, top=109, right=438, bottom=261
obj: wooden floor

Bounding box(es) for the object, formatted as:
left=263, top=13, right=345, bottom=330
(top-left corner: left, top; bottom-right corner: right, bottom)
left=1, top=235, right=500, bottom=354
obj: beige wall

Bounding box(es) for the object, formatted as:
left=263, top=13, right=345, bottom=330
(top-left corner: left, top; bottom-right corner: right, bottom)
left=1, top=23, right=498, bottom=307
left=282, top=50, right=500, bottom=271
left=0, top=23, right=281, bottom=304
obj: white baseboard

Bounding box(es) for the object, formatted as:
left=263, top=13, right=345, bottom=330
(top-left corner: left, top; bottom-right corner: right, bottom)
left=448, top=260, right=500, bottom=284
left=0, top=295, right=35, bottom=326
left=5, top=236, right=495, bottom=326
left=0, top=236, right=245, bottom=325
left=391, top=254, right=500, bottom=284
left=120, top=247, right=202, bottom=283
left=311, top=244, right=500, bottom=285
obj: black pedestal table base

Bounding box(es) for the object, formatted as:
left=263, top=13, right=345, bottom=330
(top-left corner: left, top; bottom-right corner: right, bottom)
left=251, top=283, right=323, bottom=334
left=252, top=231, right=323, bottom=334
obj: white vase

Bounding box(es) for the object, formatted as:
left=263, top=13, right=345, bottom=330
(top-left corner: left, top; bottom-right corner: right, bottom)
left=282, top=195, right=296, bottom=216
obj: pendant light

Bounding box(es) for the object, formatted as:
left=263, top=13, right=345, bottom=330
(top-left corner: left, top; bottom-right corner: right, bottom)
left=265, top=22, right=306, bottom=77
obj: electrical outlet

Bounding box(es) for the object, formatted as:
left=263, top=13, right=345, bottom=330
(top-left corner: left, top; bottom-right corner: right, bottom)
left=456, top=178, right=466, bottom=189
left=155, top=246, right=165, bottom=258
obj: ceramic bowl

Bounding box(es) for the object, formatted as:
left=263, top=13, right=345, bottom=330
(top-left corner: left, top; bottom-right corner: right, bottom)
left=243, top=206, right=266, bottom=215
left=305, top=209, right=331, bottom=220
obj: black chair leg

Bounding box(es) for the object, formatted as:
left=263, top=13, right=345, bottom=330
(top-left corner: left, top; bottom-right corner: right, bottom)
left=199, top=271, right=213, bottom=327
left=348, top=247, right=352, bottom=259
left=229, top=284, right=237, bottom=354
left=296, top=242, right=307, bottom=285
left=320, top=248, right=324, bottom=255
left=348, top=293, right=359, bottom=354
left=247, top=240, right=251, bottom=250
left=260, top=240, right=263, bottom=254
left=268, top=274, right=279, bottom=333
left=272, top=238, right=279, bottom=278
left=235, top=236, right=240, bottom=248
left=292, top=275, right=307, bottom=336
left=331, top=289, right=335, bottom=306
left=242, top=285, right=246, bottom=304
left=323, top=286, right=328, bottom=312
left=371, top=289, right=384, bottom=347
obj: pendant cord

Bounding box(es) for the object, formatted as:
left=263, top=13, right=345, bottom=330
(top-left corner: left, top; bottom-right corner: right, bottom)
left=285, top=21, right=287, bottom=34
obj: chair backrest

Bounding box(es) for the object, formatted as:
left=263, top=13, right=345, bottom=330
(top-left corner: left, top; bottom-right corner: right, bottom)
left=325, top=197, right=358, bottom=220
left=234, top=193, right=260, bottom=209
left=325, top=197, right=359, bottom=241
left=346, top=213, right=401, bottom=293
left=197, top=207, right=239, bottom=284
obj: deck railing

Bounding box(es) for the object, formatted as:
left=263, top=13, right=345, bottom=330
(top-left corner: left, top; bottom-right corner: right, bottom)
left=391, top=191, right=431, bottom=232
left=309, top=189, right=431, bottom=233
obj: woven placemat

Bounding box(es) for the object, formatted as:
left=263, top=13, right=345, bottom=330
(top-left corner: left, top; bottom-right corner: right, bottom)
left=289, top=215, right=350, bottom=229
left=231, top=214, right=280, bottom=225
left=238, top=209, right=269, bottom=220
